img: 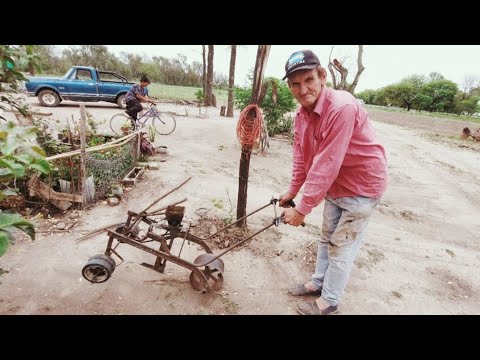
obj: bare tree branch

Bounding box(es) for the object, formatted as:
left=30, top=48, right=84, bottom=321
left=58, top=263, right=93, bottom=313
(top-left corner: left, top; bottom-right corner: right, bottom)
left=332, top=59, right=348, bottom=90
left=348, top=45, right=366, bottom=94
left=328, top=46, right=337, bottom=88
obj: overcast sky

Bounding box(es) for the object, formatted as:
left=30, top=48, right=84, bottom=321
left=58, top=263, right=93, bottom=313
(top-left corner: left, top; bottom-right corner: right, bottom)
left=58, top=45, right=480, bottom=92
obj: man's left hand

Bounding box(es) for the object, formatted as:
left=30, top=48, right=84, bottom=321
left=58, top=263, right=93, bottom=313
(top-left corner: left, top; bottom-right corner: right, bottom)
left=282, top=208, right=305, bottom=227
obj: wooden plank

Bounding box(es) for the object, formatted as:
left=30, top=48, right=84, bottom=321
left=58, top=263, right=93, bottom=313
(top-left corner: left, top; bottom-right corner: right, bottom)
left=28, top=176, right=83, bottom=203
left=122, top=167, right=145, bottom=186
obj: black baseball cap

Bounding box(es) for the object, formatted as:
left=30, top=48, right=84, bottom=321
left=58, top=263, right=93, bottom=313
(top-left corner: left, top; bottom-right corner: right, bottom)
left=283, top=50, right=320, bottom=80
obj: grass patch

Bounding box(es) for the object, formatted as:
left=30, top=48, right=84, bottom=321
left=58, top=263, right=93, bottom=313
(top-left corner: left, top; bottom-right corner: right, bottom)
left=149, top=84, right=228, bottom=106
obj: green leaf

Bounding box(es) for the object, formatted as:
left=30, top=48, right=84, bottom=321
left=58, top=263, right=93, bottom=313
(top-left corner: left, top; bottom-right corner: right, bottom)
left=0, top=231, right=12, bottom=257
left=0, top=168, right=13, bottom=176
left=0, top=159, right=25, bottom=178
left=14, top=153, right=33, bottom=165
left=29, top=145, right=47, bottom=157
left=0, top=213, right=35, bottom=241
left=30, top=159, right=51, bottom=174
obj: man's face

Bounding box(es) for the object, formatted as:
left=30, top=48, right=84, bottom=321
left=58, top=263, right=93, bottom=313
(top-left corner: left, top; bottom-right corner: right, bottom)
left=287, top=68, right=325, bottom=111
left=140, top=81, right=150, bottom=88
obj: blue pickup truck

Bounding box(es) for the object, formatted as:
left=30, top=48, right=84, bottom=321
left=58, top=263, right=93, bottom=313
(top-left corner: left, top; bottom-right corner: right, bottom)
left=24, top=66, right=133, bottom=109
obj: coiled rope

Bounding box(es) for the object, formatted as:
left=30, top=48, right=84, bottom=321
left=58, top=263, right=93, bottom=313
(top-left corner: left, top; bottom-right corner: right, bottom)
left=236, top=104, right=263, bottom=147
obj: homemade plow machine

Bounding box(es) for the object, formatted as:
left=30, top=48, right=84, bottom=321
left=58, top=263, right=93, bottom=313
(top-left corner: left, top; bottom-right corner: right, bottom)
left=81, top=196, right=303, bottom=292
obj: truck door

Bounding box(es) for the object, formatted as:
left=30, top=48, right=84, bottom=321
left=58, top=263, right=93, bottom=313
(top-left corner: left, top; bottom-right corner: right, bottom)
left=66, top=69, right=99, bottom=101
left=97, top=71, right=131, bottom=102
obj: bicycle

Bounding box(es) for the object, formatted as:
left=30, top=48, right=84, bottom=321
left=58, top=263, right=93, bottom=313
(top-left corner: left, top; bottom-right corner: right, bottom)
left=109, top=103, right=176, bottom=137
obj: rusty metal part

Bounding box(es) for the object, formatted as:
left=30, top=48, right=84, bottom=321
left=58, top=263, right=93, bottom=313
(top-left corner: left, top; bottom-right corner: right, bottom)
left=84, top=197, right=293, bottom=292
left=165, top=205, right=185, bottom=226
left=189, top=254, right=225, bottom=292
left=190, top=267, right=224, bottom=292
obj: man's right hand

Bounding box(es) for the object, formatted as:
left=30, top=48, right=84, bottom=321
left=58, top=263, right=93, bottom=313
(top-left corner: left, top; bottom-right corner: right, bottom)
left=279, top=192, right=296, bottom=208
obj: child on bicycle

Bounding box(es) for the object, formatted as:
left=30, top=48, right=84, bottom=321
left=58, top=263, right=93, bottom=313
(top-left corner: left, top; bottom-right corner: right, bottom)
left=124, top=75, right=155, bottom=125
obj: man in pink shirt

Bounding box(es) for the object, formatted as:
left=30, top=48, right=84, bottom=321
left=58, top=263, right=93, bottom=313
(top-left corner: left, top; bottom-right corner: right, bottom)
left=279, top=50, right=388, bottom=315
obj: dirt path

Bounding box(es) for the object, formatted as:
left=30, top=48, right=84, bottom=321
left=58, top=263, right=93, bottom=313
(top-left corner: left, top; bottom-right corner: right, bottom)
left=0, top=100, right=479, bottom=314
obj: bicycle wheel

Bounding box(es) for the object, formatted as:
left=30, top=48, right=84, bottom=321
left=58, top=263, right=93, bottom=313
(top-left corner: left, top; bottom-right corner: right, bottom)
left=152, top=111, right=176, bottom=135
left=110, top=113, right=132, bottom=136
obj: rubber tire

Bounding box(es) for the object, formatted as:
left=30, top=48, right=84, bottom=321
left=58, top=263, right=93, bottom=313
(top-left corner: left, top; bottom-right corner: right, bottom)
left=89, top=254, right=116, bottom=269
left=153, top=112, right=176, bottom=135
left=110, top=113, right=131, bottom=136
left=38, top=89, right=60, bottom=107
left=82, top=256, right=115, bottom=283
left=117, top=94, right=127, bottom=109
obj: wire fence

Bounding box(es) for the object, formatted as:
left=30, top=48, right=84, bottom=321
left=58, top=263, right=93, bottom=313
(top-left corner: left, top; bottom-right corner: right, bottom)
left=43, top=131, right=140, bottom=205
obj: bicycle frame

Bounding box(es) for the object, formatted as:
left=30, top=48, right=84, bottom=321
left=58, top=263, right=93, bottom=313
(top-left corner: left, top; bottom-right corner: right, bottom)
left=111, top=102, right=176, bottom=136
left=133, top=105, right=161, bottom=130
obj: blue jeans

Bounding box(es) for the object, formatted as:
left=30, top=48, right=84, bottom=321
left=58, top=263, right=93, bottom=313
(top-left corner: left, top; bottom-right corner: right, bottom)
left=311, top=195, right=380, bottom=306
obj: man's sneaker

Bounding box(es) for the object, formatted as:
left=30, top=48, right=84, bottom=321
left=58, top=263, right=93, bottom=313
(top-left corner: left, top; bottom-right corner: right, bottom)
left=296, top=298, right=338, bottom=315
left=288, top=282, right=322, bottom=296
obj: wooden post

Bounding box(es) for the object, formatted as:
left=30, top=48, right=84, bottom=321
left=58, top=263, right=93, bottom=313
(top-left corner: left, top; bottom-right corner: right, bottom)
left=79, top=104, right=87, bottom=206
left=137, top=132, right=141, bottom=160
left=236, top=45, right=271, bottom=227
left=220, top=106, right=226, bottom=116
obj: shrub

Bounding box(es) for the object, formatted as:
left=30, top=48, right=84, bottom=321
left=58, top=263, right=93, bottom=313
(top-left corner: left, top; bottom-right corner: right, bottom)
left=234, top=77, right=296, bottom=136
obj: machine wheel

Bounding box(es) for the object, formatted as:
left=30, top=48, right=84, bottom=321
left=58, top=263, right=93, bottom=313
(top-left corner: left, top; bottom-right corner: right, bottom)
left=189, top=268, right=224, bottom=292
left=189, top=254, right=225, bottom=292
left=89, top=253, right=116, bottom=269
left=82, top=254, right=116, bottom=283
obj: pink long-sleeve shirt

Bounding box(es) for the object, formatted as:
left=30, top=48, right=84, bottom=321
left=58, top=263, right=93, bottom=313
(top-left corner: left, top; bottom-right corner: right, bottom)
left=288, top=86, right=388, bottom=216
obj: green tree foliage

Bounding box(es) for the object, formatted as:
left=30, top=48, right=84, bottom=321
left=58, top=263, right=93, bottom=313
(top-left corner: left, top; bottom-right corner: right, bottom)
left=0, top=122, right=51, bottom=256
left=0, top=45, right=39, bottom=91
left=402, top=74, right=427, bottom=89
left=356, top=89, right=377, bottom=104
left=364, top=71, right=474, bottom=116
left=416, top=79, right=458, bottom=112
left=0, top=45, right=51, bottom=257
left=454, top=95, right=480, bottom=116
left=388, top=81, right=418, bottom=111
left=234, top=77, right=297, bottom=136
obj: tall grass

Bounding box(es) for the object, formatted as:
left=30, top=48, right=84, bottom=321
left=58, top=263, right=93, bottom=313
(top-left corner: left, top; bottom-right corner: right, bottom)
left=148, top=84, right=228, bottom=106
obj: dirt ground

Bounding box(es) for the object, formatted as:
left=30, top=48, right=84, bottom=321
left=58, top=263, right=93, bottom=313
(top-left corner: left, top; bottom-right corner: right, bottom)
left=1, top=99, right=479, bottom=315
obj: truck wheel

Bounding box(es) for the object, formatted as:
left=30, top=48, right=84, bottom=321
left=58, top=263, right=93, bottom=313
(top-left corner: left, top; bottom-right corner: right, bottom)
left=38, top=89, right=60, bottom=107
left=117, top=94, right=127, bottom=109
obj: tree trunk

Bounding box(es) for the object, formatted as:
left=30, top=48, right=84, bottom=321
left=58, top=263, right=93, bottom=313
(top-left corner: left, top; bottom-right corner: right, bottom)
left=236, top=45, right=271, bottom=227
left=348, top=45, right=365, bottom=94
left=205, top=45, right=214, bottom=107
left=250, top=46, right=271, bottom=104
left=202, top=45, right=207, bottom=96
left=227, top=45, right=237, bottom=117
left=28, top=61, right=35, bottom=76
left=328, top=45, right=365, bottom=95
left=404, top=100, right=412, bottom=111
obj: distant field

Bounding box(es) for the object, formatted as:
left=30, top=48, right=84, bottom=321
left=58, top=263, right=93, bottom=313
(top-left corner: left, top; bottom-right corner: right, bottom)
left=365, top=104, right=480, bottom=124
